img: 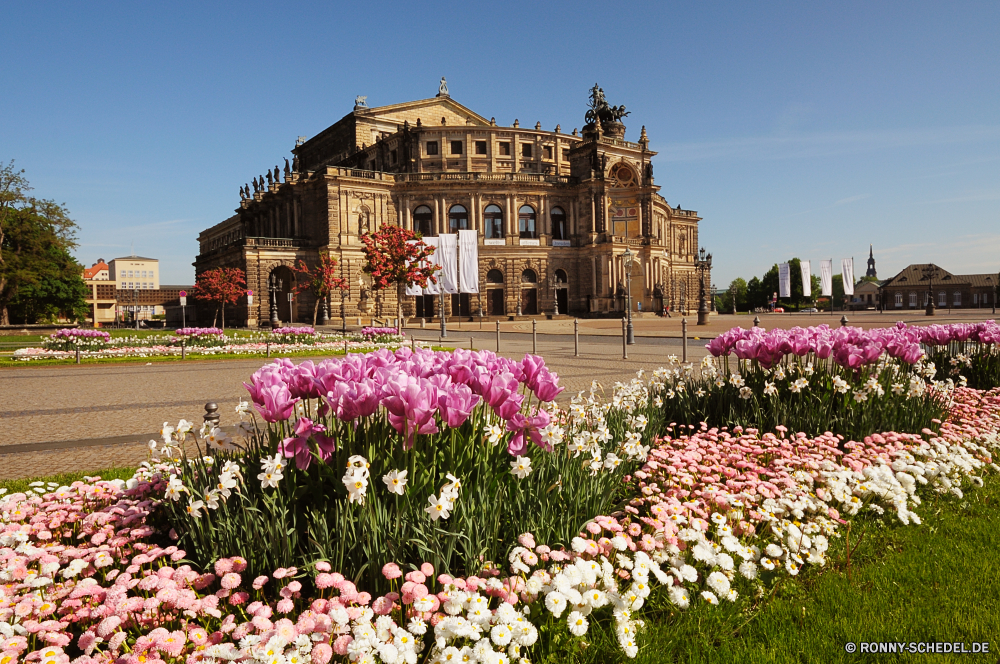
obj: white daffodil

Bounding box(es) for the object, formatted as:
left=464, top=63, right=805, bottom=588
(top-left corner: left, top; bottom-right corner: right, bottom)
left=381, top=469, right=408, bottom=495
left=343, top=469, right=369, bottom=504
left=185, top=499, right=205, bottom=519
left=425, top=493, right=453, bottom=521
left=510, top=456, right=533, bottom=479
left=164, top=476, right=186, bottom=501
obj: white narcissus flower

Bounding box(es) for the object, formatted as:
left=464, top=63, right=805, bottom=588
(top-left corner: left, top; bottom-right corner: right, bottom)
left=164, top=477, right=186, bottom=501
left=257, top=469, right=283, bottom=490
left=510, top=456, right=533, bottom=479
left=486, top=424, right=504, bottom=445
left=425, top=494, right=452, bottom=521
left=764, top=381, right=778, bottom=396
left=382, top=469, right=408, bottom=495
left=185, top=499, right=205, bottom=519
left=343, top=469, right=368, bottom=504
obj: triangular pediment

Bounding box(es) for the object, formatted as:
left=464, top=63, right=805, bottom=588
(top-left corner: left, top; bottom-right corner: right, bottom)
left=356, top=97, right=491, bottom=127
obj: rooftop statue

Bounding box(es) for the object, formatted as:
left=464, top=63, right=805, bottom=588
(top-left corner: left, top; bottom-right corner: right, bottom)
left=585, top=83, right=629, bottom=126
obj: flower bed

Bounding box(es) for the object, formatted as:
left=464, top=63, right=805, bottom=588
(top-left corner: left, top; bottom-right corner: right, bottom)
left=2, top=346, right=999, bottom=663
left=361, top=327, right=405, bottom=344
left=656, top=321, right=1000, bottom=440
left=44, top=329, right=111, bottom=352
left=272, top=327, right=316, bottom=337
left=14, top=335, right=408, bottom=362
left=175, top=328, right=225, bottom=338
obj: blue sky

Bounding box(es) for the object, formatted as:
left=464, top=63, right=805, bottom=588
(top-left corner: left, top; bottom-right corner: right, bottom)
left=3, top=1, right=998, bottom=286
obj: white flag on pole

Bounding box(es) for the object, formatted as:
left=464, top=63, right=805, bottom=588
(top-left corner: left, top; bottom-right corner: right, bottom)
left=438, top=234, right=458, bottom=294
left=458, top=230, right=479, bottom=293
left=841, top=258, right=855, bottom=296
left=800, top=261, right=812, bottom=298
left=422, top=236, right=440, bottom=295
left=820, top=260, right=833, bottom=297
left=404, top=240, right=423, bottom=296
left=778, top=263, right=791, bottom=298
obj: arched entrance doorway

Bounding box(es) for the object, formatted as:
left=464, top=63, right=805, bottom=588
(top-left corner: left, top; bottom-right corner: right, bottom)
left=486, top=269, right=504, bottom=315
left=268, top=265, right=296, bottom=325
left=521, top=269, right=538, bottom=315
left=555, top=269, right=568, bottom=314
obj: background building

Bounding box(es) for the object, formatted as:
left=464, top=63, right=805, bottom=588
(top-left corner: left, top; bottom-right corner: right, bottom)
left=880, top=264, right=997, bottom=310
left=109, top=256, right=160, bottom=290
left=196, top=83, right=707, bottom=325
left=83, top=255, right=190, bottom=325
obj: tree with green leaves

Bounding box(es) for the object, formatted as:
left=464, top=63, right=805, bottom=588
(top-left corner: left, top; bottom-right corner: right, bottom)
left=0, top=160, right=86, bottom=325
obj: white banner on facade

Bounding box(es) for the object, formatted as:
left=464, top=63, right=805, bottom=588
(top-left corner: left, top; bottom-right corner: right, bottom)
left=438, top=233, right=459, bottom=295
left=800, top=261, right=812, bottom=298
left=422, top=236, right=440, bottom=295
left=820, top=259, right=833, bottom=297
left=404, top=240, right=423, bottom=296
left=778, top=262, right=791, bottom=298
left=458, top=230, right=479, bottom=293
left=841, top=258, right=855, bottom=296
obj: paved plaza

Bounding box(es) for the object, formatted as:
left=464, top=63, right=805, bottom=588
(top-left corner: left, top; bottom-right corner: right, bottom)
left=2, top=310, right=994, bottom=480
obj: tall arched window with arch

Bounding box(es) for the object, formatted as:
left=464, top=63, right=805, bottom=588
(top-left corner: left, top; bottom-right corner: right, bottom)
left=518, top=205, right=537, bottom=239
left=412, top=205, right=434, bottom=237
left=551, top=206, right=566, bottom=240
left=484, top=204, right=504, bottom=239
left=449, top=205, right=468, bottom=232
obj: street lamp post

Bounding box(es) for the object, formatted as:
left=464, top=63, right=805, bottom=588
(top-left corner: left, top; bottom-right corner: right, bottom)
left=696, top=247, right=713, bottom=326
left=622, top=247, right=635, bottom=345
left=439, top=292, right=447, bottom=338
left=268, top=274, right=281, bottom=327
left=551, top=275, right=560, bottom=316
left=922, top=264, right=937, bottom=316
left=133, top=289, right=139, bottom=331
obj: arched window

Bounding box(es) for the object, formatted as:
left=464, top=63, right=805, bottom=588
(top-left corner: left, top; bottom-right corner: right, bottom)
left=555, top=269, right=568, bottom=284
left=518, top=205, right=536, bottom=239
left=413, top=205, right=433, bottom=236
left=486, top=269, right=504, bottom=284
left=938, top=291, right=946, bottom=307
left=896, top=293, right=904, bottom=307
left=908, top=292, right=916, bottom=307
left=449, top=205, right=468, bottom=232
left=954, top=291, right=962, bottom=306
left=521, top=269, right=538, bottom=283
left=484, top=204, right=504, bottom=239
left=551, top=206, right=566, bottom=240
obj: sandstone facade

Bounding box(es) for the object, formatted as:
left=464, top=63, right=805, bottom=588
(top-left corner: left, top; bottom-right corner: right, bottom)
left=195, top=88, right=707, bottom=326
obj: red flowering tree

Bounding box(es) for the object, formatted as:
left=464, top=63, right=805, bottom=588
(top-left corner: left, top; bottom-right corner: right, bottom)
left=192, top=267, right=246, bottom=329
left=360, top=225, right=439, bottom=328
left=292, top=254, right=348, bottom=326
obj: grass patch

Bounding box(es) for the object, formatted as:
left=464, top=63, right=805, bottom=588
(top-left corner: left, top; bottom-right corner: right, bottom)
left=572, top=476, right=1000, bottom=664
left=0, top=467, right=138, bottom=494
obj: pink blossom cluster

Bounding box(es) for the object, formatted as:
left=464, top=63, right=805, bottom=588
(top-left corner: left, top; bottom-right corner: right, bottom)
left=243, top=349, right=563, bottom=456
left=707, top=321, right=1000, bottom=371
left=50, top=329, right=111, bottom=342
left=360, top=327, right=404, bottom=339
left=174, top=328, right=224, bottom=337
left=272, top=327, right=316, bottom=336
left=914, top=321, right=1000, bottom=346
